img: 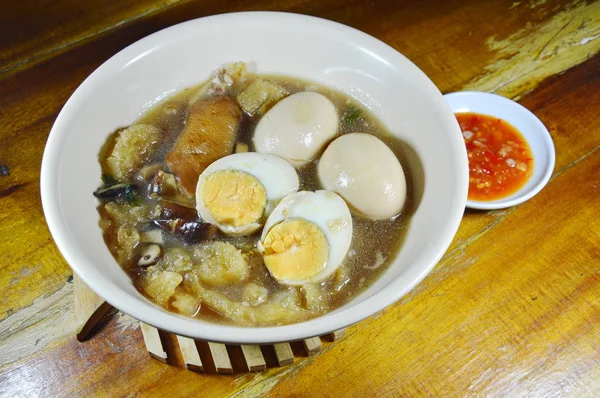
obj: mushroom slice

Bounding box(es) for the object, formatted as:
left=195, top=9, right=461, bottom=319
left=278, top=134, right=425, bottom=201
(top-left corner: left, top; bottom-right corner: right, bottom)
left=93, top=183, right=129, bottom=200
left=159, top=202, right=198, bottom=221
left=152, top=219, right=218, bottom=243
left=140, top=229, right=164, bottom=245
left=94, top=183, right=141, bottom=206
left=138, top=244, right=162, bottom=267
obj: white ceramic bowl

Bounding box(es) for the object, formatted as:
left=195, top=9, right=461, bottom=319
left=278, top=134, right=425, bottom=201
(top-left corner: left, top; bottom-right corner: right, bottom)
left=41, top=12, right=468, bottom=344
left=444, top=91, right=555, bottom=210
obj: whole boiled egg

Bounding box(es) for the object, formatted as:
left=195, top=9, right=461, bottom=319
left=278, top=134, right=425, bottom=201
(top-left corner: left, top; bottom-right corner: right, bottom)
left=253, top=92, right=338, bottom=166
left=259, top=190, right=352, bottom=285
left=196, top=152, right=299, bottom=236
left=318, top=133, right=407, bottom=220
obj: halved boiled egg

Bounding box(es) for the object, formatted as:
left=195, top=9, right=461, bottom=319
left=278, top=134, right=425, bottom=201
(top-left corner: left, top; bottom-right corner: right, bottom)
left=259, top=190, right=352, bottom=285
left=196, top=152, right=299, bottom=235
left=253, top=92, right=339, bottom=166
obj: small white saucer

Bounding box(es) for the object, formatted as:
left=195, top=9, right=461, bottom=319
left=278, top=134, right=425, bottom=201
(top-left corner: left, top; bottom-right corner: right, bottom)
left=444, top=91, right=555, bottom=210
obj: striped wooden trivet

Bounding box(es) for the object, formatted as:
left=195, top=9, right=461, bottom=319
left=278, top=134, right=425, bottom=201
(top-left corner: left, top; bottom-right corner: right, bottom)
left=140, top=322, right=345, bottom=373
left=74, top=273, right=345, bottom=373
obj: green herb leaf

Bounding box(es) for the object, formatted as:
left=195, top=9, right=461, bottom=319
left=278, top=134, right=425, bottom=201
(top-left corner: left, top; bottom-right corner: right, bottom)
left=124, top=185, right=141, bottom=206
left=342, top=107, right=361, bottom=125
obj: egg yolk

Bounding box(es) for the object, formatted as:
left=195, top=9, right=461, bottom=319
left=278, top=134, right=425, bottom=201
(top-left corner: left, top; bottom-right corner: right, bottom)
left=262, top=219, right=329, bottom=282
left=201, top=170, right=267, bottom=227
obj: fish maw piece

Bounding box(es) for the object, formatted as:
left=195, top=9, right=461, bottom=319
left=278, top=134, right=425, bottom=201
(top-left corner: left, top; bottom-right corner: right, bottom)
left=183, top=276, right=310, bottom=326
left=166, top=96, right=241, bottom=196
left=138, top=266, right=183, bottom=306
left=105, top=124, right=161, bottom=182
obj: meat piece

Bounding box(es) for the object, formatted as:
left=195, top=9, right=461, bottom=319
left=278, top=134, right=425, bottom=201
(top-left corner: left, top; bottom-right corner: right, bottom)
left=166, top=96, right=241, bottom=196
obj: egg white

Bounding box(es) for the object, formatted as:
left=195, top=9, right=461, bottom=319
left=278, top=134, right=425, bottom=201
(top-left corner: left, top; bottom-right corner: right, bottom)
left=196, top=152, right=299, bottom=235
left=318, top=133, right=407, bottom=220
left=253, top=92, right=339, bottom=166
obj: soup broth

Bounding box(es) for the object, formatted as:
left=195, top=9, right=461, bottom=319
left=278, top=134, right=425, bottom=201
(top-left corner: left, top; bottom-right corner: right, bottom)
left=95, top=64, right=414, bottom=326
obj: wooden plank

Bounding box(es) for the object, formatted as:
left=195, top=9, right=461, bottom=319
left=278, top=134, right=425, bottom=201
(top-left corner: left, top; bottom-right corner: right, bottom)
left=73, top=274, right=113, bottom=341
left=139, top=323, right=167, bottom=363
left=302, top=337, right=322, bottom=356
left=0, top=0, right=186, bottom=75
left=207, top=342, right=233, bottom=374
left=0, top=0, right=375, bottom=78
left=176, top=336, right=203, bottom=372
left=273, top=343, right=295, bottom=366
left=240, top=345, right=266, bottom=372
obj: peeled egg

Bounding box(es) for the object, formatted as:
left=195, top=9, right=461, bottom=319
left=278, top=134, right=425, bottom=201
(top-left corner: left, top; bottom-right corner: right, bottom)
left=318, top=133, right=407, bottom=220
left=253, top=92, right=338, bottom=166
left=196, top=152, right=299, bottom=235
left=259, top=190, right=352, bottom=285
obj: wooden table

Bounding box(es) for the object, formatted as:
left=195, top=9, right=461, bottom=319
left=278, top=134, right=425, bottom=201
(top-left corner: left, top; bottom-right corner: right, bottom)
left=1, top=0, right=599, bottom=396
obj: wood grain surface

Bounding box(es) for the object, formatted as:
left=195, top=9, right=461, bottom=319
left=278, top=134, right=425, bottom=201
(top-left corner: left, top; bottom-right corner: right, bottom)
left=1, top=0, right=599, bottom=396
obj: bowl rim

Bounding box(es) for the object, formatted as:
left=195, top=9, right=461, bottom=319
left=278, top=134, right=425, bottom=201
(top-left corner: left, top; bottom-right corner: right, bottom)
left=41, top=11, right=468, bottom=343
left=444, top=91, right=555, bottom=210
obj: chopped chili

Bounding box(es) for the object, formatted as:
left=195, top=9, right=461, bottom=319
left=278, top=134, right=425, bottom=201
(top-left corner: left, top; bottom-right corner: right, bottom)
left=457, top=112, right=533, bottom=201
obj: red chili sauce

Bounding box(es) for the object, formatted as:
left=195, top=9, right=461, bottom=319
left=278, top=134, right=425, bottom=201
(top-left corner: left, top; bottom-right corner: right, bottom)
left=456, top=112, right=533, bottom=201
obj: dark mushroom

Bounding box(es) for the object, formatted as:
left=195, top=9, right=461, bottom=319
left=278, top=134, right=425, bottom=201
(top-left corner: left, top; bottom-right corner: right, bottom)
left=93, top=183, right=141, bottom=206
left=93, top=183, right=129, bottom=200
left=178, top=220, right=219, bottom=241
left=152, top=219, right=218, bottom=243
left=160, top=201, right=199, bottom=221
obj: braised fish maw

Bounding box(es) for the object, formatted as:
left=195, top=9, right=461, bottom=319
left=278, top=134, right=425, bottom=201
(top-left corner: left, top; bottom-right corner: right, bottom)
left=166, top=96, right=241, bottom=195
